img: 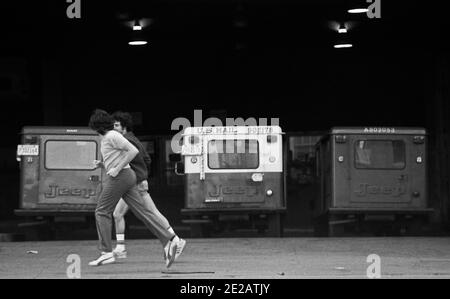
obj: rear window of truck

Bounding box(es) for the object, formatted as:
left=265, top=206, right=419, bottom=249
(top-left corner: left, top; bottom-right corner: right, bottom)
left=208, top=139, right=259, bottom=169
left=354, top=140, right=406, bottom=169
left=45, top=140, right=97, bottom=170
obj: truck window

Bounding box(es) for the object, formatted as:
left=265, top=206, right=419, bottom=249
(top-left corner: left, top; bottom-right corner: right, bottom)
left=354, top=140, right=405, bottom=169
left=208, top=139, right=259, bottom=169
left=45, top=140, right=97, bottom=170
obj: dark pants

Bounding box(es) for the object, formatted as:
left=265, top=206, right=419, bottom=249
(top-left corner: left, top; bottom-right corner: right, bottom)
left=95, top=168, right=173, bottom=252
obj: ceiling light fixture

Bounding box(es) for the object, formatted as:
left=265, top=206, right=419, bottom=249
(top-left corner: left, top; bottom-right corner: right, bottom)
left=348, top=8, right=369, bottom=14
left=129, top=30, right=147, bottom=46
left=129, top=41, right=147, bottom=46
left=338, top=23, right=347, bottom=34
left=133, top=20, right=142, bottom=31
left=334, top=43, right=353, bottom=49
left=334, top=35, right=353, bottom=49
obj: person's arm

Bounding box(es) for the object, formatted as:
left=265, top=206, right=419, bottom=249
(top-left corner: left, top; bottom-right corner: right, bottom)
left=141, top=147, right=152, bottom=170
left=131, top=137, right=152, bottom=171
left=107, top=134, right=139, bottom=177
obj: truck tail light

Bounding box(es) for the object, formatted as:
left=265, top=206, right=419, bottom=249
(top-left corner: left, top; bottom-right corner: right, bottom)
left=413, top=136, right=425, bottom=144
left=335, top=135, right=347, bottom=143
left=252, top=173, right=264, bottom=182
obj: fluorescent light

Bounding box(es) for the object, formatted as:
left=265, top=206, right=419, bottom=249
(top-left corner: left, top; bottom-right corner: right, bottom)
left=338, top=28, right=347, bottom=34
left=334, top=44, right=353, bottom=48
left=128, top=41, right=147, bottom=46
left=348, top=8, right=369, bottom=14
left=133, top=20, right=142, bottom=31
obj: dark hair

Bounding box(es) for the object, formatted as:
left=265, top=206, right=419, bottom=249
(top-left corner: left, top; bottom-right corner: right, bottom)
left=112, top=111, right=134, bottom=132
left=89, top=109, right=114, bottom=135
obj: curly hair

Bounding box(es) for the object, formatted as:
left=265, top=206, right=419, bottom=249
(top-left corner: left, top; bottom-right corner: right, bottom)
left=89, top=109, right=114, bottom=135
left=112, top=111, right=134, bottom=132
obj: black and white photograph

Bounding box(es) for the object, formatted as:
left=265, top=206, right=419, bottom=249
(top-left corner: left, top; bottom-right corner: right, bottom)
left=1, top=0, right=450, bottom=285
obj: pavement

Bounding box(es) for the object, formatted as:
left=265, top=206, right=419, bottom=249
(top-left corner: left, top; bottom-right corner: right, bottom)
left=1, top=237, right=450, bottom=279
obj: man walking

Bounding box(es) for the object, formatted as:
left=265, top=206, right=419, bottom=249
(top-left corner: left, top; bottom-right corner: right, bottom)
left=88, top=109, right=183, bottom=268
left=111, top=111, right=185, bottom=265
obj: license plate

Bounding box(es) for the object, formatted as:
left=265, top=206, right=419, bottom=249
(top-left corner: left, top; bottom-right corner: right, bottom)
left=17, top=144, right=39, bottom=156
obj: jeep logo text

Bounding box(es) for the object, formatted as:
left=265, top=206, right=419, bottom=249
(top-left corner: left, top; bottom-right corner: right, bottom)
left=208, top=185, right=258, bottom=197
left=44, top=185, right=96, bottom=199
left=355, top=183, right=406, bottom=197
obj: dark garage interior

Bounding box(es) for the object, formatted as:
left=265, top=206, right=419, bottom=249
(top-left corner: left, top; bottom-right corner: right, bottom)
left=1, top=0, right=450, bottom=239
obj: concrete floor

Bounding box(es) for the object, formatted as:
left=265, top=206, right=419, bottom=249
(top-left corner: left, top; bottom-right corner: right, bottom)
left=1, top=237, right=450, bottom=279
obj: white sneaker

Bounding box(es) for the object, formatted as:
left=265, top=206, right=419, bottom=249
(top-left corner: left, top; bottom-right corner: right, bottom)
left=88, top=252, right=115, bottom=266
left=163, top=241, right=170, bottom=261
left=113, top=246, right=127, bottom=259
left=175, top=238, right=186, bottom=261
left=163, top=238, right=186, bottom=261
left=164, top=240, right=178, bottom=268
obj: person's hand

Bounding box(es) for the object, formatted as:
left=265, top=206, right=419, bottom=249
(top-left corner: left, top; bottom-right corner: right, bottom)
left=107, top=167, right=120, bottom=177
left=93, top=160, right=103, bottom=169
left=141, top=180, right=148, bottom=190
